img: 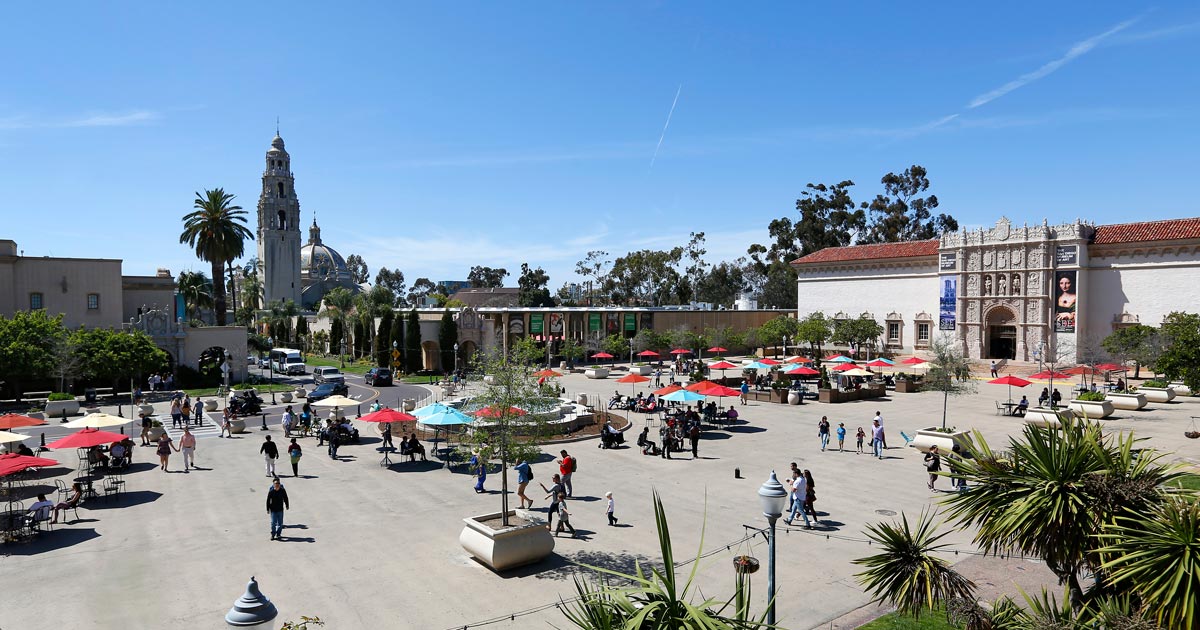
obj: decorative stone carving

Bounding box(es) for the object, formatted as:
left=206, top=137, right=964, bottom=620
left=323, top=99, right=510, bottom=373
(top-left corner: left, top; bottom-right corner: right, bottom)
left=1027, top=302, right=1042, bottom=322
left=1028, top=272, right=1040, bottom=293
left=915, top=311, right=932, bottom=321
left=998, top=250, right=1008, bottom=269
left=968, top=252, right=981, bottom=271
left=983, top=251, right=994, bottom=269
left=998, top=275, right=1007, bottom=295
left=967, top=275, right=978, bottom=296
left=1114, top=312, right=1140, bottom=325
left=1030, top=247, right=1044, bottom=267
left=886, top=311, right=902, bottom=320
left=1011, top=274, right=1021, bottom=295
left=1013, top=248, right=1024, bottom=267
left=967, top=327, right=981, bottom=349
left=967, top=302, right=980, bottom=322
left=983, top=276, right=993, bottom=296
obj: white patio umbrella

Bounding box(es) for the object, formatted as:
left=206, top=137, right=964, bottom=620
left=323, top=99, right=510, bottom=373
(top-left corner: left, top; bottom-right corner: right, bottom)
left=309, top=395, right=359, bottom=408
left=0, top=430, right=31, bottom=445
left=63, top=413, right=130, bottom=429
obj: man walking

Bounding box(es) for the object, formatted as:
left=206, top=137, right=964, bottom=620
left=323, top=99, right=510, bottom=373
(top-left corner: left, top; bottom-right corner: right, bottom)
left=688, top=423, right=700, bottom=459
left=871, top=419, right=885, bottom=460
left=558, top=450, right=576, bottom=497
left=266, top=477, right=289, bottom=541
left=260, top=435, right=279, bottom=477
left=990, top=361, right=998, bottom=378
left=873, top=411, right=887, bottom=449
left=194, top=398, right=205, bottom=426
left=179, top=426, right=197, bottom=472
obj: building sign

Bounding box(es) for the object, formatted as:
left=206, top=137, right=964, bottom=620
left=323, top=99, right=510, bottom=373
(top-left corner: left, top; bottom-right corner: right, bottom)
left=624, top=313, right=636, bottom=331
left=508, top=313, right=525, bottom=337
left=530, top=313, right=544, bottom=334
left=549, top=312, right=563, bottom=336
left=1053, top=270, right=1077, bottom=334
left=606, top=312, right=620, bottom=334
left=1055, top=246, right=1078, bottom=266
left=939, top=277, right=957, bottom=331
left=939, top=253, right=957, bottom=271
left=589, top=313, right=601, bottom=332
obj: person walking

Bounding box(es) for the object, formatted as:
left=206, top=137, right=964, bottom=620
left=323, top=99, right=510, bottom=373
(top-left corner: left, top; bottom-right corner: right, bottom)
left=817, top=416, right=830, bottom=451
left=605, top=491, right=617, bottom=526
left=179, top=426, right=197, bottom=472
left=836, top=423, right=846, bottom=452
left=990, top=361, right=998, bottom=378
left=873, top=411, right=887, bottom=449
left=558, top=450, right=576, bottom=497
left=784, top=475, right=810, bottom=528
left=688, top=423, right=700, bottom=459
left=194, top=397, right=205, bottom=426
left=266, top=477, right=289, bottom=541
left=381, top=422, right=393, bottom=450
left=260, top=435, right=279, bottom=478
left=327, top=426, right=340, bottom=460
left=924, top=445, right=942, bottom=491
left=554, top=492, right=576, bottom=537
left=281, top=406, right=295, bottom=438
left=471, top=452, right=487, bottom=493
left=855, top=427, right=865, bottom=454
left=740, top=379, right=749, bottom=405
left=140, top=413, right=152, bottom=446
left=181, top=396, right=191, bottom=427
left=287, top=438, right=302, bottom=477
left=871, top=420, right=885, bottom=459
left=514, top=458, right=533, bottom=508
left=219, top=407, right=234, bottom=438
left=157, top=432, right=178, bottom=472
left=803, top=469, right=819, bottom=524
left=540, top=474, right=565, bottom=531
left=169, top=397, right=183, bottom=429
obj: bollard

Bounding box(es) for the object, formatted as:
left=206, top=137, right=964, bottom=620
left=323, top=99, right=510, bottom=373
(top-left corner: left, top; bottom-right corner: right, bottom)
left=260, top=414, right=268, bottom=431
left=734, top=467, right=741, bottom=479
left=40, top=432, right=46, bottom=448
left=61, top=409, right=68, bottom=423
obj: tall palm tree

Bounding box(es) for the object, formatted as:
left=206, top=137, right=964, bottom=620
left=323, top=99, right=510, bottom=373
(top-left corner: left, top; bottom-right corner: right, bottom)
left=176, top=271, right=215, bottom=323
left=319, top=287, right=355, bottom=363
left=179, top=188, right=253, bottom=326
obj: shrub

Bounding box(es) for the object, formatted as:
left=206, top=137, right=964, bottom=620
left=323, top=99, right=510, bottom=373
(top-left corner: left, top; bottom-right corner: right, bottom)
left=47, top=392, right=74, bottom=401
left=1076, top=390, right=1107, bottom=402
left=1141, top=380, right=1168, bottom=388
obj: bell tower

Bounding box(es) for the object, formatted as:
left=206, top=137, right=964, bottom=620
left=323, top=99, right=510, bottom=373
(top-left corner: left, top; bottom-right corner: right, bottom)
left=256, top=132, right=302, bottom=306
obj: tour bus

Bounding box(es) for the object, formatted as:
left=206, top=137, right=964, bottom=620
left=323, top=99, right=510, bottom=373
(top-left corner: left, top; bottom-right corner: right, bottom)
left=268, top=348, right=307, bottom=375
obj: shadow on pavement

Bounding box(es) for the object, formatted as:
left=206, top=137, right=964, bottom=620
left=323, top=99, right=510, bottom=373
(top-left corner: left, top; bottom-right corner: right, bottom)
left=86, top=490, right=163, bottom=510
left=387, top=461, right=442, bottom=474
left=726, top=425, right=766, bottom=434
left=518, top=549, right=663, bottom=581
left=4, top=527, right=101, bottom=555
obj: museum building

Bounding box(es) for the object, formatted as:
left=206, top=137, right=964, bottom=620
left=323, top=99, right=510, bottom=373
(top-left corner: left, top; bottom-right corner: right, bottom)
left=791, top=217, right=1200, bottom=362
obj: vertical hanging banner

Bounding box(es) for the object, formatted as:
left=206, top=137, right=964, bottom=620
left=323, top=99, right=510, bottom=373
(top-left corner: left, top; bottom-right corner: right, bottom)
left=606, top=312, right=620, bottom=334
left=939, top=277, right=957, bottom=330
left=549, top=313, right=563, bottom=336
left=640, top=312, right=653, bottom=330
left=530, top=313, right=544, bottom=335
left=588, top=313, right=601, bottom=333
left=508, top=313, right=525, bottom=339
left=1054, top=270, right=1077, bottom=333
left=624, top=313, right=636, bottom=332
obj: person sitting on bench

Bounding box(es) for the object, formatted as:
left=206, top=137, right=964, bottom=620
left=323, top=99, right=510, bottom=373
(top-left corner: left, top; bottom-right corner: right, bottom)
left=1015, top=396, right=1029, bottom=417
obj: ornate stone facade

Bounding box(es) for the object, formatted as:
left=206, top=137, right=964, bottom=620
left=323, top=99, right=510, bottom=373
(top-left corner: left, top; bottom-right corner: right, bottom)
left=257, top=134, right=303, bottom=306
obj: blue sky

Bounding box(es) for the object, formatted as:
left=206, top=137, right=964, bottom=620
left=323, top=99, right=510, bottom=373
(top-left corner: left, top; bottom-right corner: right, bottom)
left=2, top=2, right=1198, bottom=288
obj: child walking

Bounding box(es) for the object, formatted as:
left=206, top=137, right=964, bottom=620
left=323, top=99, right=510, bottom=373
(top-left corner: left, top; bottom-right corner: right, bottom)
left=836, top=423, right=846, bottom=452
left=605, top=491, right=617, bottom=526
left=555, top=492, right=576, bottom=537
left=855, top=427, right=865, bottom=454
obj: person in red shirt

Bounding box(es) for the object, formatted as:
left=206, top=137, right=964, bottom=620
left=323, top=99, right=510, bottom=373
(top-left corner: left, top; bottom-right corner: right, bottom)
left=558, top=450, right=575, bottom=497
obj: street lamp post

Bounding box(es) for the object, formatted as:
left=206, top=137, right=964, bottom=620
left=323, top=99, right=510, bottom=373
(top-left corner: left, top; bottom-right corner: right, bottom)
left=392, top=340, right=399, bottom=372
left=757, top=471, right=788, bottom=627
left=267, top=337, right=276, bottom=405
left=453, top=342, right=459, bottom=373
left=629, top=337, right=634, bottom=368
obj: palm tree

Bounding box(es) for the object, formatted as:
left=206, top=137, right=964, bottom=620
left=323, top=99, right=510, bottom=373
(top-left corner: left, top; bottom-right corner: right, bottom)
left=179, top=188, right=253, bottom=326
left=319, top=287, right=355, bottom=364
left=265, top=299, right=299, bottom=344
left=854, top=510, right=976, bottom=619
left=177, top=271, right=215, bottom=323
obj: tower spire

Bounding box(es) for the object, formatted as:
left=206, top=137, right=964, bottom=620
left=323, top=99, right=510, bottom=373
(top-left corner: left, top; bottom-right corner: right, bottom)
left=276, top=116, right=279, bottom=136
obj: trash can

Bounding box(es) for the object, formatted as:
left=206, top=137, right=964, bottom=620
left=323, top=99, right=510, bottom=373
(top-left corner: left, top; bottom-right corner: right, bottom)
left=84, top=389, right=97, bottom=404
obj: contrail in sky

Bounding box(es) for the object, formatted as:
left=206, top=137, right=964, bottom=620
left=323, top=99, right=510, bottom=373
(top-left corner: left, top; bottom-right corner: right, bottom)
left=650, top=83, right=682, bottom=169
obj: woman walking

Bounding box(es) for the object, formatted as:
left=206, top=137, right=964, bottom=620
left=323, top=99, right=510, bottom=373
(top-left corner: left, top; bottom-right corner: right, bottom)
left=157, top=431, right=178, bottom=472
left=220, top=407, right=234, bottom=438
left=287, top=438, right=302, bottom=477
left=514, top=458, right=533, bottom=508
left=924, top=445, right=941, bottom=490
left=170, top=397, right=184, bottom=429
left=803, top=469, right=818, bottom=524
left=817, top=416, right=830, bottom=452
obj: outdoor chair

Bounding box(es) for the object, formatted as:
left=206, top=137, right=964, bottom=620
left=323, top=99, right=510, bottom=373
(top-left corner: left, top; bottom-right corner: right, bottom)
left=102, top=476, right=124, bottom=502
left=29, top=504, right=52, bottom=532
left=899, top=431, right=915, bottom=447
left=54, top=479, right=71, bottom=502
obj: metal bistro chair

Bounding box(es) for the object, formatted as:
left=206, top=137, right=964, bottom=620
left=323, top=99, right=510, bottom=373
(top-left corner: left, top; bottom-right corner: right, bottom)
left=102, top=475, right=123, bottom=502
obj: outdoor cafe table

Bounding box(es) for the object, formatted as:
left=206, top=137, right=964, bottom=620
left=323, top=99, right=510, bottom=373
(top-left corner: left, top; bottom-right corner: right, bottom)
left=73, top=474, right=101, bottom=499
left=1000, top=401, right=1020, bottom=416
left=0, top=509, right=28, bottom=540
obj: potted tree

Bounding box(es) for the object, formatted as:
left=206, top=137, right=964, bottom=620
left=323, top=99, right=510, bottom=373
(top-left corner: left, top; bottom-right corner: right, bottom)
left=459, top=338, right=555, bottom=571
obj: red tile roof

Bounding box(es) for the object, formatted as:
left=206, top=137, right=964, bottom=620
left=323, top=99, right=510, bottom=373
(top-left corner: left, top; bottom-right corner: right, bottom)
left=791, top=239, right=940, bottom=265
left=1092, top=218, right=1200, bottom=245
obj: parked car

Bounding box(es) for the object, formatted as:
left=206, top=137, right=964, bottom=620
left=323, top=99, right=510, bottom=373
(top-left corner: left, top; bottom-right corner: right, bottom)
left=308, top=382, right=349, bottom=402
left=258, top=357, right=271, bottom=369
left=313, top=366, right=345, bottom=385
left=364, top=367, right=393, bottom=386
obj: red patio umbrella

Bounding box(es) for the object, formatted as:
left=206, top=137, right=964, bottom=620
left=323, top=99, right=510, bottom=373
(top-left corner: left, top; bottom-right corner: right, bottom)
left=654, top=384, right=682, bottom=396
left=1066, top=366, right=1102, bottom=375
left=472, top=406, right=528, bottom=419
left=708, top=360, right=739, bottom=370
left=706, top=347, right=728, bottom=354
left=865, top=359, right=893, bottom=368
left=592, top=352, right=614, bottom=359
left=532, top=369, right=564, bottom=378
left=784, top=356, right=812, bottom=364
left=636, top=350, right=661, bottom=358
left=358, top=408, right=418, bottom=424
left=832, top=362, right=859, bottom=372
left=1030, top=370, right=1071, bottom=380
left=786, top=366, right=820, bottom=377
left=46, top=428, right=126, bottom=450
left=1095, top=363, right=1125, bottom=372
left=616, top=374, right=650, bottom=384
left=669, top=348, right=691, bottom=355
left=757, top=358, right=782, bottom=366
left=0, top=453, right=59, bottom=477
left=900, top=356, right=928, bottom=365
left=988, top=375, right=1032, bottom=402
left=0, top=414, right=46, bottom=430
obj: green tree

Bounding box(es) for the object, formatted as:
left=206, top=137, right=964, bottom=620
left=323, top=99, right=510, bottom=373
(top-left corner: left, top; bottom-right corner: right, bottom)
left=695, top=260, right=747, bottom=306
left=405, top=308, right=422, bottom=373
left=319, top=287, right=355, bottom=359
left=389, top=311, right=404, bottom=370
left=0, top=310, right=65, bottom=397
left=517, top=263, right=555, bottom=307
left=177, top=271, right=214, bottom=324
left=574, top=250, right=612, bottom=306
left=1102, top=323, right=1160, bottom=381
left=758, top=316, right=800, bottom=357
left=561, top=337, right=585, bottom=368
left=438, top=309, right=458, bottom=371
left=467, top=265, right=509, bottom=288
left=831, top=316, right=885, bottom=359
left=859, top=165, right=958, bottom=244
left=375, top=310, right=394, bottom=368
left=265, top=299, right=299, bottom=344
left=796, top=312, right=832, bottom=358
left=608, top=249, right=684, bottom=306
left=374, top=267, right=407, bottom=308
left=179, top=188, right=253, bottom=326
left=344, top=254, right=369, bottom=284
left=75, top=328, right=169, bottom=391
left=328, top=320, right=343, bottom=357
left=924, top=334, right=975, bottom=430
left=601, top=334, right=631, bottom=362
left=239, top=266, right=263, bottom=312
left=1155, top=312, right=1200, bottom=391
left=407, top=278, right=437, bottom=306
left=294, top=315, right=309, bottom=354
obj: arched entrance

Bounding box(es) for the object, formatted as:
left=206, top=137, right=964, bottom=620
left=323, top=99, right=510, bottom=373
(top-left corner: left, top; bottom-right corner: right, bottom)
left=458, top=341, right=477, bottom=367
left=421, top=340, right=441, bottom=372
left=985, top=307, right=1017, bottom=360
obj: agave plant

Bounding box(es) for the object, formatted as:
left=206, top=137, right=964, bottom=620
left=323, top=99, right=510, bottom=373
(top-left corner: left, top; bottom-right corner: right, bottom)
left=560, top=492, right=771, bottom=629
left=853, top=509, right=976, bottom=619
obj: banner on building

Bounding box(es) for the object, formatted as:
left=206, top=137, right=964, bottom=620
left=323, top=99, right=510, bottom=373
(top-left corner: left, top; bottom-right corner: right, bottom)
left=530, top=313, right=544, bottom=334
left=1055, top=246, right=1078, bottom=266
left=549, top=313, right=563, bottom=335
left=939, top=253, right=957, bottom=271
left=624, top=313, right=636, bottom=332
left=1054, top=270, right=1077, bottom=333
left=589, top=313, right=601, bottom=332
left=508, top=313, right=525, bottom=338
left=939, top=277, right=957, bottom=331
left=606, top=312, right=620, bottom=335
left=640, top=312, right=653, bottom=330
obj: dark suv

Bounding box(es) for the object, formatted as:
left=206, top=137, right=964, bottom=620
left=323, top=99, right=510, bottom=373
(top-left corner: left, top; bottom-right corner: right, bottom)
left=365, top=367, right=393, bottom=386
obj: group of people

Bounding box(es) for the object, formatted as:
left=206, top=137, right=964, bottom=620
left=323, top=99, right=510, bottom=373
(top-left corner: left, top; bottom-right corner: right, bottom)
left=1037, top=388, right=1064, bottom=408
left=168, top=393, right=205, bottom=429
left=153, top=426, right=197, bottom=472
left=784, top=463, right=818, bottom=528
left=811, top=411, right=886, bottom=458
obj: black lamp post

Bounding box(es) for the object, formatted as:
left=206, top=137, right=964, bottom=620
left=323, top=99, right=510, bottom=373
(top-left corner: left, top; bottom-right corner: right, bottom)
left=267, top=337, right=276, bottom=405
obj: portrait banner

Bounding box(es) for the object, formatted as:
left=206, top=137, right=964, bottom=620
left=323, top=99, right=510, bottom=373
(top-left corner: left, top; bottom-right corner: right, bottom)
left=606, top=312, right=620, bottom=334
left=939, top=277, right=957, bottom=331
left=624, top=313, right=636, bottom=332
left=549, top=313, right=563, bottom=335
left=1054, top=270, right=1077, bottom=334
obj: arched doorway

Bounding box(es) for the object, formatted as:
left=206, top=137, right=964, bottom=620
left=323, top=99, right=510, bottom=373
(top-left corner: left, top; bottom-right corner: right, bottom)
left=197, top=346, right=229, bottom=387
left=421, top=340, right=441, bottom=372
left=458, top=340, right=477, bottom=368
left=985, top=307, right=1017, bottom=360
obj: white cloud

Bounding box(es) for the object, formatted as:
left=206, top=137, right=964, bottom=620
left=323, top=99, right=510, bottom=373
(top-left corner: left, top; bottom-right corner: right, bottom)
left=968, top=17, right=1139, bottom=109
left=0, top=109, right=161, bottom=129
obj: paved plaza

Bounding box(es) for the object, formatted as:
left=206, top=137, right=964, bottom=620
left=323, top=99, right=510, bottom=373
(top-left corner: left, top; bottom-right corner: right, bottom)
left=2, top=368, right=1198, bottom=630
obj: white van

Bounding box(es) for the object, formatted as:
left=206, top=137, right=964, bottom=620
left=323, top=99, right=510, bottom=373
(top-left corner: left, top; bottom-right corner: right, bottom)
left=268, top=348, right=307, bottom=375
left=312, top=366, right=345, bottom=384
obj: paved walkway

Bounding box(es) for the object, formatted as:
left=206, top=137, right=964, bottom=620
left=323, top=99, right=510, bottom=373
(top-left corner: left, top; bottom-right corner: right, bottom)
left=1, top=366, right=1196, bottom=630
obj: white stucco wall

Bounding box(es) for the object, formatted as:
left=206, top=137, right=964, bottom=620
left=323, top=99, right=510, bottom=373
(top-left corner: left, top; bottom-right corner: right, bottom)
left=1085, top=248, right=1200, bottom=331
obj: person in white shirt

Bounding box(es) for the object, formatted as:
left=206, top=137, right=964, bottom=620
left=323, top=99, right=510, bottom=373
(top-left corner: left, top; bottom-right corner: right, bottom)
left=784, top=477, right=810, bottom=527
left=26, top=494, right=54, bottom=528
left=873, top=411, right=887, bottom=449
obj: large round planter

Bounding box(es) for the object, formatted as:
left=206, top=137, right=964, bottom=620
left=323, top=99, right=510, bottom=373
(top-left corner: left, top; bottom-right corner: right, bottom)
left=293, top=388, right=307, bottom=399
left=45, top=400, right=80, bottom=418
left=460, top=510, right=555, bottom=571
left=402, top=399, right=416, bottom=412
left=138, top=404, right=155, bottom=417
left=483, top=375, right=497, bottom=385
left=280, top=391, right=293, bottom=403
left=631, top=365, right=652, bottom=376
left=230, top=419, right=247, bottom=434
left=1024, top=407, right=1074, bottom=429
left=787, top=390, right=801, bottom=405
left=1106, top=392, right=1147, bottom=411
left=1169, top=382, right=1194, bottom=396
left=585, top=368, right=609, bottom=380
left=1138, top=387, right=1176, bottom=404
left=1068, top=399, right=1115, bottom=419
left=911, top=427, right=971, bottom=454
left=147, top=427, right=166, bottom=441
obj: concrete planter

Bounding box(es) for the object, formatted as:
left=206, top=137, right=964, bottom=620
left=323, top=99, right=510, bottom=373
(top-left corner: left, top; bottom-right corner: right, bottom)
left=147, top=426, right=166, bottom=441
left=1106, top=392, right=1147, bottom=411
left=787, top=390, right=801, bottom=405
left=45, top=400, right=81, bottom=418
left=584, top=368, right=609, bottom=380
left=631, top=365, right=652, bottom=376
left=293, top=388, right=307, bottom=399
left=1068, top=399, right=1115, bottom=419
left=230, top=419, right=247, bottom=434
left=280, top=391, right=293, bottom=403
left=460, top=510, right=555, bottom=571
left=1168, top=382, right=1194, bottom=396
left=1138, top=387, right=1176, bottom=404
left=1024, top=407, right=1074, bottom=429
left=894, top=379, right=922, bottom=393
left=402, top=399, right=416, bottom=412
left=911, top=427, right=971, bottom=454
left=138, top=404, right=155, bottom=417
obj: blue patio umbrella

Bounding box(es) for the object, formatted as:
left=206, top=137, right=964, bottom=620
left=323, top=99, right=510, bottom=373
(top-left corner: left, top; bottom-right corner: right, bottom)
left=742, top=361, right=774, bottom=371
left=660, top=389, right=707, bottom=403
left=416, top=406, right=475, bottom=468
left=413, top=402, right=456, bottom=418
